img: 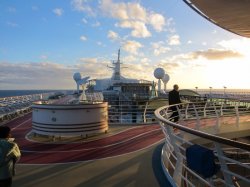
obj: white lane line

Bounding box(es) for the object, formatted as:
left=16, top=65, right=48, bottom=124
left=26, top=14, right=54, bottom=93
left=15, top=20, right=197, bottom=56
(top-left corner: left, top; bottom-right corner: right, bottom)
left=18, top=139, right=165, bottom=166
left=25, top=125, right=160, bottom=144
left=20, top=128, right=163, bottom=153
left=12, top=118, right=32, bottom=130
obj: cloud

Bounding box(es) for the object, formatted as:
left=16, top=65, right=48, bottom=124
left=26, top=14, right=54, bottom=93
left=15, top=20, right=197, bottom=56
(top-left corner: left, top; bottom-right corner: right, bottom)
left=76, top=58, right=111, bottom=78
left=118, top=20, right=151, bottom=38
left=53, top=8, right=64, bottom=16
left=100, top=0, right=166, bottom=38
left=168, top=35, right=180, bottom=45
left=92, top=21, right=100, bottom=27
left=97, top=41, right=103, bottom=46
left=0, top=62, right=74, bottom=89
left=82, top=18, right=88, bottom=23
left=78, top=58, right=97, bottom=64
left=7, top=22, right=18, bottom=27
left=217, top=38, right=250, bottom=56
left=122, top=63, right=156, bottom=80
left=202, top=42, right=207, bottom=46
left=148, top=13, right=165, bottom=32
left=0, top=59, right=112, bottom=89
left=71, top=0, right=95, bottom=16
left=189, top=49, right=243, bottom=60
left=151, top=41, right=171, bottom=56
left=107, top=30, right=119, bottom=41
left=122, top=40, right=143, bottom=55
left=80, top=35, right=87, bottom=41
left=158, top=59, right=180, bottom=73
left=40, top=55, right=48, bottom=60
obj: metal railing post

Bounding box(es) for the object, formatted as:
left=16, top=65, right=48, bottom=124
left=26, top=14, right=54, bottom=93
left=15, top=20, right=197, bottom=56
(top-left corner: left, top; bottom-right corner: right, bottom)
left=192, top=103, right=200, bottom=130
left=235, top=102, right=239, bottom=127
left=220, top=102, right=224, bottom=116
left=203, top=101, right=207, bottom=117
left=176, top=105, right=183, bottom=123
left=166, top=125, right=183, bottom=186
left=214, top=143, right=234, bottom=186
left=185, top=103, right=189, bottom=119
left=143, top=101, right=148, bottom=123
left=213, top=102, right=220, bottom=129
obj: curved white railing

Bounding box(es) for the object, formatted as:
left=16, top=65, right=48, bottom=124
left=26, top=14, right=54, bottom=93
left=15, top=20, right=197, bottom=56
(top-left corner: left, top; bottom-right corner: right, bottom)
left=155, top=101, right=250, bottom=187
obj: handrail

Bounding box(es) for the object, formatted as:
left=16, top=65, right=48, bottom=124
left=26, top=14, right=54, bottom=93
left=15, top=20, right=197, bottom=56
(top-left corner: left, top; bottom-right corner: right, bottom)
left=155, top=101, right=250, bottom=186
left=155, top=104, right=250, bottom=151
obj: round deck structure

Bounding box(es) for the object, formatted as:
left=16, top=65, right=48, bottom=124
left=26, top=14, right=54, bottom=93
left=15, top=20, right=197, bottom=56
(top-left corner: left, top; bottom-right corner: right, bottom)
left=32, top=101, right=108, bottom=137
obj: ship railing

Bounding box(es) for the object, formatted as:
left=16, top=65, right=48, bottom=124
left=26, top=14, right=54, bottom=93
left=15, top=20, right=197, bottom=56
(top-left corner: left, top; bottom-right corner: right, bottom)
left=154, top=101, right=250, bottom=187
left=107, top=101, right=157, bottom=124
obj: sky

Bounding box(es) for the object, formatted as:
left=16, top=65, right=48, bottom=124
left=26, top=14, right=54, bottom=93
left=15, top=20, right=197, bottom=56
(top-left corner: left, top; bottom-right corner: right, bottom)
left=1, top=0, right=250, bottom=90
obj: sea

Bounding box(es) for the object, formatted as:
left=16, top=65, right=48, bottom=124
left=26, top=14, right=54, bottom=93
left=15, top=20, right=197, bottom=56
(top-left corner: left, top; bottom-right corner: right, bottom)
left=0, top=90, right=69, bottom=98
left=1, top=89, right=250, bottom=98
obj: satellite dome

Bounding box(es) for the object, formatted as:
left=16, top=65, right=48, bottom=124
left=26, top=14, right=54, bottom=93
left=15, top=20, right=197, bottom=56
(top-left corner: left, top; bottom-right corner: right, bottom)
left=162, top=74, right=170, bottom=83
left=154, top=68, right=165, bottom=79
left=73, top=72, right=81, bottom=82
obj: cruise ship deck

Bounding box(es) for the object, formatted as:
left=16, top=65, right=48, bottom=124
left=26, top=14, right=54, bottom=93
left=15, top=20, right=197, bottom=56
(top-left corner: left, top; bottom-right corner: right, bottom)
left=1, top=97, right=249, bottom=186
left=5, top=113, right=169, bottom=187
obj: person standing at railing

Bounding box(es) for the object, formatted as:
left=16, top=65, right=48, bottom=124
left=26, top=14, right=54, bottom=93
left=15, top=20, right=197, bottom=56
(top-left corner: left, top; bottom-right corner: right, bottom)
left=168, top=84, right=182, bottom=122
left=0, top=126, right=21, bottom=187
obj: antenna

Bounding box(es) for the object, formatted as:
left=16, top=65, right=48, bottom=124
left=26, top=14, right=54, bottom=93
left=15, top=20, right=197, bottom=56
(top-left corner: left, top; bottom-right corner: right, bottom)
left=162, top=73, right=170, bottom=91
left=73, top=72, right=90, bottom=98
left=154, top=68, right=165, bottom=91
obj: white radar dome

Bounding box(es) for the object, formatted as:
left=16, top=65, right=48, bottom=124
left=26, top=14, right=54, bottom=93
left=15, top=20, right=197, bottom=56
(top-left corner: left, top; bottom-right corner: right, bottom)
left=154, top=68, right=165, bottom=79
left=162, top=74, right=170, bottom=83
left=73, top=72, right=81, bottom=82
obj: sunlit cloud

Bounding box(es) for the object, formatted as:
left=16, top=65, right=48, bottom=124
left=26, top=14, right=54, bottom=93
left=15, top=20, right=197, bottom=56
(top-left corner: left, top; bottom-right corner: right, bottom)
left=118, top=20, right=151, bottom=38
left=168, top=35, right=180, bottom=45
left=100, top=0, right=166, bottom=38
left=53, top=8, right=64, bottom=16
left=71, top=0, right=95, bottom=16
left=107, top=30, right=120, bottom=41
left=202, top=42, right=207, bottom=46
left=122, top=63, right=156, bottom=80
left=151, top=41, right=171, bottom=56
left=148, top=13, right=165, bottom=32
left=0, top=60, right=112, bottom=89
left=218, top=38, right=250, bottom=56
left=78, top=58, right=97, bottom=64
left=122, top=40, right=143, bottom=55
left=0, top=62, right=73, bottom=89
left=189, top=49, right=243, bottom=60
left=122, top=55, right=137, bottom=63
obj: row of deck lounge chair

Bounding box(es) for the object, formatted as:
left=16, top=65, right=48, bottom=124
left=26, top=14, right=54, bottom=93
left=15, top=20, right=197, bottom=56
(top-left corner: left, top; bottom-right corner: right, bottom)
left=0, top=95, right=41, bottom=123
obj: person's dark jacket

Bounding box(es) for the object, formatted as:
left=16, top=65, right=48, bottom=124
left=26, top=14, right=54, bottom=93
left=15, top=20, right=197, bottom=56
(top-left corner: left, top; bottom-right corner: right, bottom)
left=168, top=89, right=181, bottom=106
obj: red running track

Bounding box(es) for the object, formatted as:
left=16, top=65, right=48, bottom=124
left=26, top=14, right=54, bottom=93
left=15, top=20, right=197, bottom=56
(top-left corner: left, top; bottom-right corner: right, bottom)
left=5, top=114, right=164, bottom=164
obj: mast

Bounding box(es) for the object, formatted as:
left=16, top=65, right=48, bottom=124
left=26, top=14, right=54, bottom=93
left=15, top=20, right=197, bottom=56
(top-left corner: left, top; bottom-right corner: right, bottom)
left=108, top=49, right=122, bottom=82
left=114, top=49, right=121, bottom=81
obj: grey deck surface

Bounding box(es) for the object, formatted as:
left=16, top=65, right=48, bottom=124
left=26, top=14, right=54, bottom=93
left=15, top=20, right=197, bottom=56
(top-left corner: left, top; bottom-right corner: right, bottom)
left=13, top=142, right=171, bottom=187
